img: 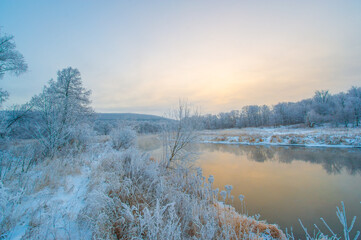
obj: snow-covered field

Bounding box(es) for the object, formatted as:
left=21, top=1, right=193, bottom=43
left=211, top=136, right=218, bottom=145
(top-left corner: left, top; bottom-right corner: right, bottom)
left=198, top=126, right=361, bottom=148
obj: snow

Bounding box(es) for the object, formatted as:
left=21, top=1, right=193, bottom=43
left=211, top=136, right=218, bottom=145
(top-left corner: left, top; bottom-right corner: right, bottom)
left=198, top=126, right=361, bottom=148
left=1, top=150, right=93, bottom=239
left=3, top=126, right=359, bottom=239
left=1, top=138, right=286, bottom=239
left=7, top=173, right=90, bottom=239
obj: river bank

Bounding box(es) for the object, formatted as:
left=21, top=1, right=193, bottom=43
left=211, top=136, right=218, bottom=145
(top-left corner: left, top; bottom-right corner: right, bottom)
left=198, top=126, right=361, bottom=148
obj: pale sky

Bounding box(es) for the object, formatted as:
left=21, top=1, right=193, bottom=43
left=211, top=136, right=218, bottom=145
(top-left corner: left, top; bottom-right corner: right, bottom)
left=1, top=0, right=361, bottom=115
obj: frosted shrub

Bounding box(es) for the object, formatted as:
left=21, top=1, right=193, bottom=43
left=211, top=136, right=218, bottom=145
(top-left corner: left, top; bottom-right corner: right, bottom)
left=110, top=127, right=137, bottom=150
left=66, top=124, right=96, bottom=152
left=138, top=201, right=181, bottom=239
left=0, top=181, right=8, bottom=223
left=0, top=181, right=11, bottom=238
left=208, top=175, right=214, bottom=184
left=35, top=124, right=96, bottom=158
left=239, top=194, right=245, bottom=201
left=225, top=185, right=233, bottom=198
left=0, top=142, right=43, bottom=182
left=220, top=190, right=227, bottom=202
left=83, top=148, right=169, bottom=239
left=0, top=180, right=25, bottom=238
left=2, top=135, right=286, bottom=240
left=94, top=120, right=113, bottom=135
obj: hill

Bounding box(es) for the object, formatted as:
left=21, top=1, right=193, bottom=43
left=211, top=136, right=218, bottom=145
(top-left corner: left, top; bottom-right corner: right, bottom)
left=96, top=113, right=168, bottom=121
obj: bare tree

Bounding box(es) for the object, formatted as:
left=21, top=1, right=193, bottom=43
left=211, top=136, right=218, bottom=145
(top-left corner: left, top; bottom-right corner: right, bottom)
left=162, top=100, right=199, bottom=169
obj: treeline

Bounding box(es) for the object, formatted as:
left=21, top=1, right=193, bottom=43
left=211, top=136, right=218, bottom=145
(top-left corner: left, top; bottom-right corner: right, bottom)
left=94, top=120, right=164, bottom=135
left=197, top=87, right=361, bottom=129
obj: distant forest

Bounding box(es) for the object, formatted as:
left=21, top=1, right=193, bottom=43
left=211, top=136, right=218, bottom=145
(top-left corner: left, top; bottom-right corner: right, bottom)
left=3, top=86, right=360, bottom=140
left=197, top=86, right=361, bottom=129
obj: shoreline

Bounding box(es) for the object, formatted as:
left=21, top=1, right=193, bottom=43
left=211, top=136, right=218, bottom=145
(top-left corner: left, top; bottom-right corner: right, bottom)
left=199, top=140, right=360, bottom=148
left=197, top=126, right=361, bottom=149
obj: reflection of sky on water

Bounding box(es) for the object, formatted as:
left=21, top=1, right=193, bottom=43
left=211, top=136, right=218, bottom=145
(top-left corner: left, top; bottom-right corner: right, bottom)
left=199, top=144, right=361, bottom=175
left=196, top=144, right=361, bottom=238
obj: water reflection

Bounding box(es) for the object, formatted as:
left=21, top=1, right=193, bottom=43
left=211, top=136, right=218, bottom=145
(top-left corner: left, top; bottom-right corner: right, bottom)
left=196, top=143, right=361, bottom=238
left=199, top=144, right=361, bottom=175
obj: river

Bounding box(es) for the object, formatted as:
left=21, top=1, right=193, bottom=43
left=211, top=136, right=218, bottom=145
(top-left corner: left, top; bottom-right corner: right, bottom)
left=196, top=143, right=361, bottom=237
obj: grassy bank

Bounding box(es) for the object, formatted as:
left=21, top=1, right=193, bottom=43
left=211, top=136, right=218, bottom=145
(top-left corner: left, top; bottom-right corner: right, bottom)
left=199, top=126, right=361, bottom=148
left=1, top=134, right=285, bottom=239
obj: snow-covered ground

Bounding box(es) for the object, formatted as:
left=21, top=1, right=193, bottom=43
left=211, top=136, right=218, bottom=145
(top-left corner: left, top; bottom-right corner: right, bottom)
left=1, top=145, right=96, bottom=239
left=3, top=128, right=359, bottom=239
left=1, top=136, right=285, bottom=239
left=198, top=126, right=361, bottom=148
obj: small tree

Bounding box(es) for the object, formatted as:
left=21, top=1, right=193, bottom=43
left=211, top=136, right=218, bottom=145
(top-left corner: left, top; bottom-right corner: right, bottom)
left=162, top=100, right=200, bottom=169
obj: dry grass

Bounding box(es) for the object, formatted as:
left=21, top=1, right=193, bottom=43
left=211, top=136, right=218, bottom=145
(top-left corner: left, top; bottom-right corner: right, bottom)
left=200, top=126, right=361, bottom=147
left=88, top=151, right=286, bottom=239
left=214, top=202, right=286, bottom=240
left=215, top=136, right=227, bottom=141
left=269, top=136, right=282, bottom=143
left=33, top=156, right=82, bottom=193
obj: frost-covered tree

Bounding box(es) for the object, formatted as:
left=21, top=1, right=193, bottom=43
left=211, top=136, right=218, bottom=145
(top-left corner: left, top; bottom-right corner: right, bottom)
left=191, top=86, right=361, bottom=129
left=0, top=31, right=28, bottom=79
left=332, top=92, right=353, bottom=127
left=30, top=67, right=93, bottom=157
left=217, top=112, right=234, bottom=128
left=272, top=103, right=287, bottom=125
left=0, top=89, right=8, bottom=109
left=47, top=67, right=93, bottom=125
left=347, top=86, right=361, bottom=126
left=162, top=100, right=199, bottom=168
left=260, top=105, right=271, bottom=126
left=310, top=90, right=335, bottom=123
left=0, top=31, right=28, bottom=138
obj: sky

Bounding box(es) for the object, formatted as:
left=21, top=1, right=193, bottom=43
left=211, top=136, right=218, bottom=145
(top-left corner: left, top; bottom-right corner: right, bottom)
left=1, top=0, right=361, bottom=115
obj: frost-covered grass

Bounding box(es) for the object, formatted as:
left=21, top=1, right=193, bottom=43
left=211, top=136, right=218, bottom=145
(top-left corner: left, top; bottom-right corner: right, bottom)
left=2, top=126, right=360, bottom=239
left=0, top=141, right=95, bottom=239
left=81, top=144, right=284, bottom=239
left=296, top=201, right=360, bottom=240
left=199, top=126, right=361, bottom=148
left=0, top=133, right=284, bottom=239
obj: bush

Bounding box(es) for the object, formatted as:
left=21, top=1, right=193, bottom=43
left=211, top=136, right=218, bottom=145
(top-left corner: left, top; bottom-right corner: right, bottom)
left=110, top=127, right=137, bottom=150
left=66, top=124, right=96, bottom=153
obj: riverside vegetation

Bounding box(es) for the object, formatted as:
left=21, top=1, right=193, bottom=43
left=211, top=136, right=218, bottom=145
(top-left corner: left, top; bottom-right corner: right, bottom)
left=1, top=30, right=360, bottom=239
